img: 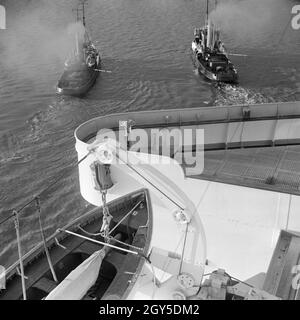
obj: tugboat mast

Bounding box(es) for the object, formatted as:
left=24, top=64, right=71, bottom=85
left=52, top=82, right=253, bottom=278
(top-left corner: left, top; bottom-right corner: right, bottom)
left=81, top=0, right=86, bottom=27
left=74, top=0, right=87, bottom=26
left=74, top=8, right=79, bottom=22
left=206, top=0, right=209, bottom=25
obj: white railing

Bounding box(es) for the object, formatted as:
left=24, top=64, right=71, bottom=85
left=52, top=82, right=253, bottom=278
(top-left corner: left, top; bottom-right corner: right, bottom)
left=75, top=102, right=300, bottom=142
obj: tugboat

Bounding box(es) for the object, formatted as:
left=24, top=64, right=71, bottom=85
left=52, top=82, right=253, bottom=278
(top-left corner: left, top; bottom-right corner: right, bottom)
left=192, top=0, right=238, bottom=84
left=56, top=0, right=101, bottom=97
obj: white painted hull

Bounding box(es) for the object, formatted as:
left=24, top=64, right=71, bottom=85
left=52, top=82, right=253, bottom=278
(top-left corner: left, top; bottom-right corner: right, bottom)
left=73, top=102, right=300, bottom=299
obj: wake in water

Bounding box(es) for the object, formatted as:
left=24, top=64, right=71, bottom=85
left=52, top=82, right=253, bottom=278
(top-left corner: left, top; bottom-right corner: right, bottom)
left=0, top=129, right=34, bottom=165
left=191, top=66, right=270, bottom=106
left=27, top=104, right=62, bottom=142
left=0, top=99, right=71, bottom=165
left=212, top=83, right=271, bottom=106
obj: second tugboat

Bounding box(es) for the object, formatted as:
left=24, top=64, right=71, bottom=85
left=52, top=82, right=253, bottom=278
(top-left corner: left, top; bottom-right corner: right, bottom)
left=57, top=0, right=101, bottom=96
left=192, top=0, right=238, bottom=84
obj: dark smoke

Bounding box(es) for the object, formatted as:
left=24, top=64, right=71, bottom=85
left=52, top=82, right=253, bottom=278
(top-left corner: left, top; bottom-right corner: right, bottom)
left=0, top=0, right=86, bottom=82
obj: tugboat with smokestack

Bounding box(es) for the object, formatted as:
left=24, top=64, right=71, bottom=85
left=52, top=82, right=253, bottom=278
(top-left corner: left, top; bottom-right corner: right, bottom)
left=56, top=0, right=101, bottom=97
left=192, top=0, right=238, bottom=84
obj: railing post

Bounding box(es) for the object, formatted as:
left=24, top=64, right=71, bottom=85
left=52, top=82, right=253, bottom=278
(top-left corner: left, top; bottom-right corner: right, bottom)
left=13, top=211, right=27, bottom=300
left=35, top=197, right=58, bottom=283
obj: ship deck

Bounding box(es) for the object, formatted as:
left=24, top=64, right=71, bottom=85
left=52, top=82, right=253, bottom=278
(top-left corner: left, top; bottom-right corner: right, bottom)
left=77, top=102, right=300, bottom=196
left=183, top=145, right=300, bottom=196
left=72, top=102, right=300, bottom=296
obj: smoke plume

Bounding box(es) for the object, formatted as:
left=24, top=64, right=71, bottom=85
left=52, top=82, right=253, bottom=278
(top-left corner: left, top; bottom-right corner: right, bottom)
left=209, top=0, right=291, bottom=46
left=0, top=0, right=85, bottom=83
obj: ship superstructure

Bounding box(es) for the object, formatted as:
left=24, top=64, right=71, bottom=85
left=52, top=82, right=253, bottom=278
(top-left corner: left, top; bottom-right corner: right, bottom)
left=1, top=101, right=300, bottom=300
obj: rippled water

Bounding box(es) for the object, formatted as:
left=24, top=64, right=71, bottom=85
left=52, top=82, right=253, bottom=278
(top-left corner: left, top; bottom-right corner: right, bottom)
left=0, top=0, right=299, bottom=267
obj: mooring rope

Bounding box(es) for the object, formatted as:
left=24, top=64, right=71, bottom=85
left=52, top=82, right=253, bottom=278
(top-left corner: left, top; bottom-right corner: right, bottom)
left=115, top=153, right=185, bottom=211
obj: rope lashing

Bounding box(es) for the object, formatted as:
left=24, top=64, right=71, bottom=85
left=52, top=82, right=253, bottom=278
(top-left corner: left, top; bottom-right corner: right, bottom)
left=100, top=190, right=112, bottom=240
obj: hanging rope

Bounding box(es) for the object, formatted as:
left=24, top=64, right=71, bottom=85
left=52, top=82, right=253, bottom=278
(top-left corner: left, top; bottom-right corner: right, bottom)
left=99, top=190, right=112, bottom=241
left=224, top=271, right=254, bottom=289
left=77, top=199, right=143, bottom=238
left=58, top=228, right=139, bottom=255
left=103, top=236, right=144, bottom=252
left=179, top=222, right=189, bottom=275
left=108, top=200, right=143, bottom=236
left=115, top=153, right=185, bottom=211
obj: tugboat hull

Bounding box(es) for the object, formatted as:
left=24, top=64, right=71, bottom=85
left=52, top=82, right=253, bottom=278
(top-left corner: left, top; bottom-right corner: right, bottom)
left=56, top=61, right=100, bottom=97
left=193, top=52, right=238, bottom=84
